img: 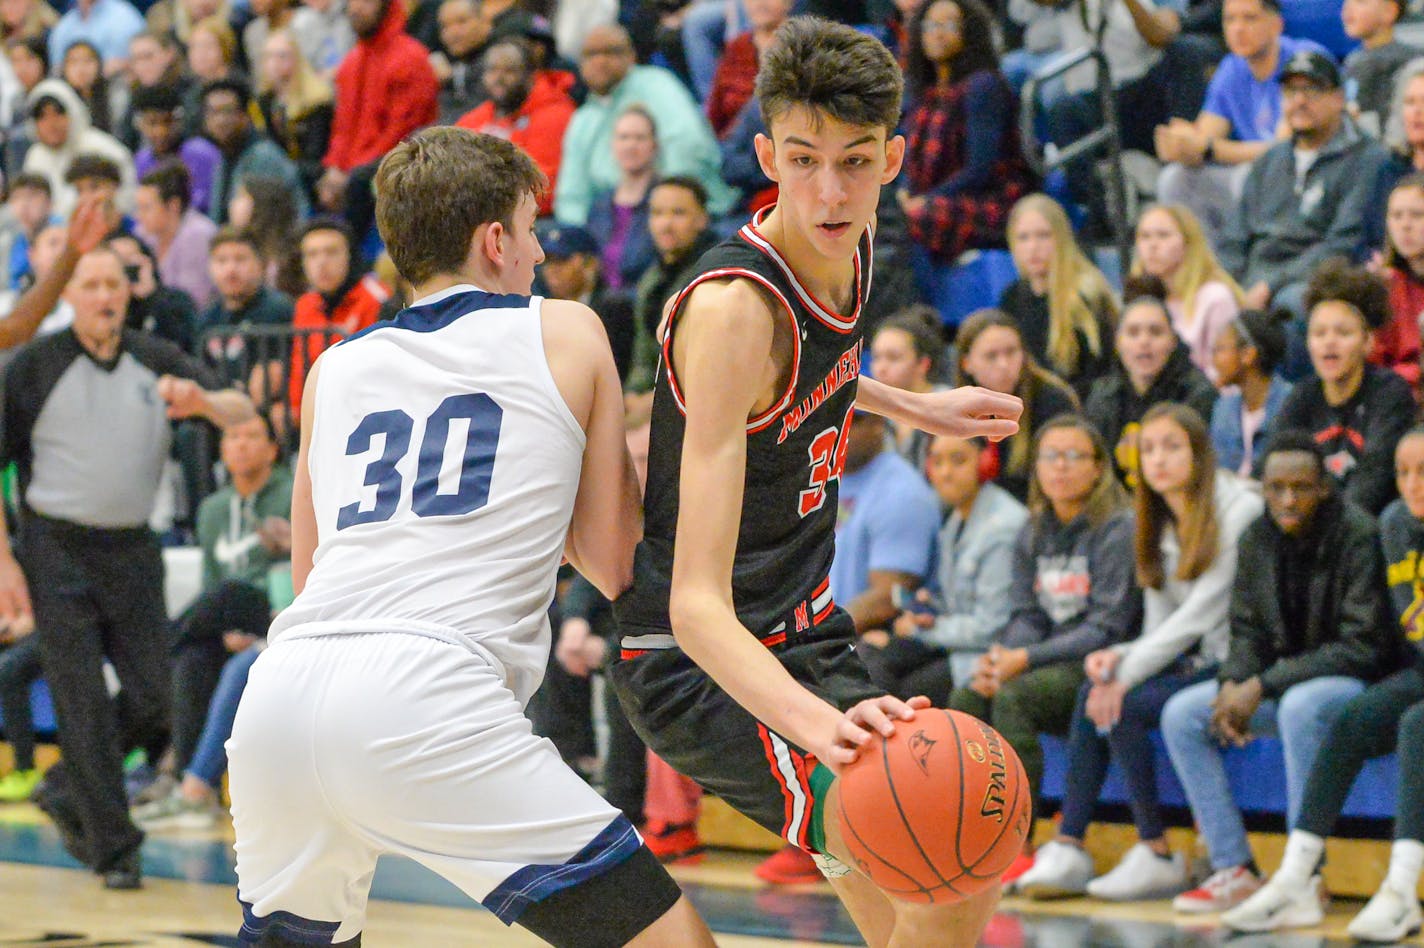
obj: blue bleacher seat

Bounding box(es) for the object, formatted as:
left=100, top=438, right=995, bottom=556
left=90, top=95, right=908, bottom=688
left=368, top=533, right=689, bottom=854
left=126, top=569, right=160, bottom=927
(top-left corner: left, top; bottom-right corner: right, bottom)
left=1282, top=0, right=1360, bottom=62
left=911, top=245, right=1020, bottom=330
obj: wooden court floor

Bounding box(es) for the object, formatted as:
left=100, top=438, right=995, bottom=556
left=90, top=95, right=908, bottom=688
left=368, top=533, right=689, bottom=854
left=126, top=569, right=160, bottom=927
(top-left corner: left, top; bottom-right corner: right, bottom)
left=0, top=802, right=1390, bottom=946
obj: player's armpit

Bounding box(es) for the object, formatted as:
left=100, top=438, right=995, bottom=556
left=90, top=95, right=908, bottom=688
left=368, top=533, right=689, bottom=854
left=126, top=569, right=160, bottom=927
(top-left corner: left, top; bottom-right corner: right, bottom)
left=290, top=357, right=322, bottom=595
left=542, top=299, right=643, bottom=600
left=666, top=280, right=847, bottom=763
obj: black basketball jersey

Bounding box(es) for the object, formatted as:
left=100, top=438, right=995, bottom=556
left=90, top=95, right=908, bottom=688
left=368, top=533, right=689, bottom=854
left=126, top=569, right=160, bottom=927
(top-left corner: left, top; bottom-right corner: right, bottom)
left=615, top=207, right=874, bottom=651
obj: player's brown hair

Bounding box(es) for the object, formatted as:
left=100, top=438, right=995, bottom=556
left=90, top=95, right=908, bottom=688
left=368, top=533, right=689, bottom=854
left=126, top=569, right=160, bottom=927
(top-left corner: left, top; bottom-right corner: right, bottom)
left=374, top=127, right=546, bottom=286
left=755, top=16, right=903, bottom=135
left=1133, top=402, right=1219, bottom=589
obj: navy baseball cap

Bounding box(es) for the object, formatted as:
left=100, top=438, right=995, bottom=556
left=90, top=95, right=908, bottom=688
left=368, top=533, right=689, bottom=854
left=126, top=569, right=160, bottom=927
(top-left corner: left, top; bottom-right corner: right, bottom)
left=539, top=224, right=599, bottom=259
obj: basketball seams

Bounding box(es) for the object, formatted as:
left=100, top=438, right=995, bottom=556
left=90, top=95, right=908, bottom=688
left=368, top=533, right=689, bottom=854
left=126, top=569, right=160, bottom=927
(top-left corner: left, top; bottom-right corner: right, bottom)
left=835, top=777, right=940, bottom=897
left=878, top=725, right=956, bottom=891
left=959, top=715, right=1031, bottom=880
left=944, top=708, right=972, bottom=876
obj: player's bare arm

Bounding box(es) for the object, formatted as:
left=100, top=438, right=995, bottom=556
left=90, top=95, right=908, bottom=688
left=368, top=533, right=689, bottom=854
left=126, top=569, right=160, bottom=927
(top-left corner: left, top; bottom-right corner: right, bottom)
left=856, top=375, right=1023, bottom=442
left=289, top=356, right=321, bottom=595
left=667, top=279, right=915, bottom=770
left=542, top=298, right=644, bottom=600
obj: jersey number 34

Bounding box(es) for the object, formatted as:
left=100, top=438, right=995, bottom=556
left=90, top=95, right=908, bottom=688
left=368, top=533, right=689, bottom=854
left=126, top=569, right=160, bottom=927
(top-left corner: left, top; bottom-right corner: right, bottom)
left=336, top=393, right=503, bottom=530
left=798, top=404, right=854, bottom=518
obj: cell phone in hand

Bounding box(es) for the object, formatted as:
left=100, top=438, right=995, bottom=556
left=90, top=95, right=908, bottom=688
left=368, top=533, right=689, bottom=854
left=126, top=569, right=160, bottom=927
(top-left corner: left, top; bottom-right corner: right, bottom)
left=891, top=584, right=940, bottom=616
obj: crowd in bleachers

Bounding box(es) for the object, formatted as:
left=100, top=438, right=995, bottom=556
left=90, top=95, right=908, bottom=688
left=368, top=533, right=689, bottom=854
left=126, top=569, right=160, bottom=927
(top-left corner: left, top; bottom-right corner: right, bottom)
left=0, top=0, right=1423, bottom=928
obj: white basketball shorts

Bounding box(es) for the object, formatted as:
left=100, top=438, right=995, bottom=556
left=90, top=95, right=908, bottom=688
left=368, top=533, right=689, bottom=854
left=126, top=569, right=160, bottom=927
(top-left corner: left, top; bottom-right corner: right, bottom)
left=227, top=628, right=640, bottom=944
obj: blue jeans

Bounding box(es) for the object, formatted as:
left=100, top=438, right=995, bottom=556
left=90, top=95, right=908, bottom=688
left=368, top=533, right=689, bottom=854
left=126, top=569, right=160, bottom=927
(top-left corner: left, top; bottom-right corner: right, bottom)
left=190, top=646, right=261, bottom=787
left=1160, top=676, right=1365, bottom=870
left=682, top=0, right=747, bottom=102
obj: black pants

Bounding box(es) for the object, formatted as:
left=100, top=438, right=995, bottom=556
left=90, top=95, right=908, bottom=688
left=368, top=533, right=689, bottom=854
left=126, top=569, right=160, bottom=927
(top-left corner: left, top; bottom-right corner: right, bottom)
left=855, top=636, right=954, bottom=707
left=343, top=160, right=382, bottom=245
left=1296, top=664, right=1424, bottom=842
left=170, top=579, right=270, bottom=773
left=0, top=634, right=42, bottom=770
left=22, top=514, right=170, bottom=872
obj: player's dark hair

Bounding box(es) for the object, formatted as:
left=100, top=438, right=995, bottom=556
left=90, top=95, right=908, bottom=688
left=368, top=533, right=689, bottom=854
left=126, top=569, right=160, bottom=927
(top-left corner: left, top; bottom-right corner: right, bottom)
left=756, top=16, right=903, bottom=135
left=139, top=159, right=191, bottom=212
left=64, top=153, right=121, bottom=186
left=652, top=174, right=708, bottom=211
left=1304, top=257, right=1391, bottom=331
left=374, top=127, right=546, bottom=286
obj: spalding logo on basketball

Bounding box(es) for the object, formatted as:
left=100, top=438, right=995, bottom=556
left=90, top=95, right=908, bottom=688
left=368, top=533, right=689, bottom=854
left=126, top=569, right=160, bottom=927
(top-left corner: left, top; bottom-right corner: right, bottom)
left=835, top=708, right=1031, bottom=904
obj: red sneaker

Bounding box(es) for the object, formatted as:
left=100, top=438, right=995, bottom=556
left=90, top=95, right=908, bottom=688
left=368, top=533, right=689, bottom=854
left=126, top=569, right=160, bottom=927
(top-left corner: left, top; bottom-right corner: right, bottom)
left=643, top=822, right=705, bottom=864
left=1001, top=852, right=1035, bottom=888
left=755, top=845, right=824, bottom=885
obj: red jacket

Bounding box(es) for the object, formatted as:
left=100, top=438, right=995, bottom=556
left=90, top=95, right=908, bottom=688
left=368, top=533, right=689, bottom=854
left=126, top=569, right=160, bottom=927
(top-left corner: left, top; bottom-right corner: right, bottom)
left=705, top=32, right=757, bottom=139
left=1378, top=266, right=1424, bottom=392
left=325, top=0, right=439, bottom=171
left=288, top=274, right=391, bottom=409
left=456, top=71, right=576, bottom=215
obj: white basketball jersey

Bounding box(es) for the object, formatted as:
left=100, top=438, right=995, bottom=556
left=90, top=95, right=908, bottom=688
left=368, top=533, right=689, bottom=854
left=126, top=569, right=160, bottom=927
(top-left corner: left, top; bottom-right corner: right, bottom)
left=269, top=285, right=585, bottom=704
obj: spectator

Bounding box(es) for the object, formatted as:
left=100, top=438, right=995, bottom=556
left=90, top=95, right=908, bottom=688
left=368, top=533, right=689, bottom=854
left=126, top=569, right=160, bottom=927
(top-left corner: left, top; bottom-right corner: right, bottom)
left=870, top=305, right=950, bottom=471
left=124, top=33, right=190, bottom=140
left=949, top=414, right=1139, bottom=887
left=1377, top=58, right=1424, bottom=226
left=1132, top=204, right=1244, bottom=382
left=954, top=308, right=1081, bottom=502
left=107, top=231, right=199, bottom=353
left=8, top=243, right=252, bottom=890
left=203, top=224, right=294, bottom=331
left=225, top=176, right=305, bottom=299
left=1276, top=260, right=1414, bottom=514
left=284, top=218, right=388, bottom=412
left=896, top=0, right=1036, bottom=265
left=1210, top=307, right=1293, bottom=476
left=1087, top=276, right=1219, bottom=486
left=1224, top=427, right=1424, bottom=936
left=1155, top=0, right=1328, bottom=244
left=1, top=36, right=43, bottom=177
left=555, top=24, right=734, bottom=225
left=135, top=161, right=217, bottom=311
left=131, top=84, right=220, bottom=216
left=1378, top=172, right=1424, bottom=387
left=65, top=155, right=130, bottom=227
left=0, top=0, right=54, bottom=43
left=131, top=414, right=290, bottom=832
left=1343, top=0, right=1418, bottom=138
left=1162, top=430, right=1394, bottom=916
left=60, top=40, right=123, bottom=139
left=47, top=0, right=145, bottom=76
left=0, top=172, right=49, bottom=291
left=1218, top=51, right=1389, bottom=326
left=317, top=0, right=439, bottom=240
left=859, top=433, right=1029, bottom=703
left=456, top=39, right=576, bottom=217
left=831, top=407, right=941, bottom=635
left=202, top=78, right=307, bottom=225
left=586, top=104, right=659, bottom=292
left=1000, top=193, right=1117, bottom=403
left=242, top=0, right=322, bottom=85
left=146, top=0, right=233, bottom=48
left=432, top=0, right=492, bottom=123
left=704, top=0, right=790, bottom=139
left=537, top=222, right=635, bottom=383
left=302, top=0, right=355, bottom=80
left=675, top=0, right=747, bottom=102
left=626, top=175, right=718, bottom=396
left=1017, top=403, right=1262, bottom=901
left=0, top=631, right=41, bottom=801
left=22, top=80, right=136, bottom=218
left=257, top=30, right=335, bottom=204
left=185, top=16, right=242, bottom=91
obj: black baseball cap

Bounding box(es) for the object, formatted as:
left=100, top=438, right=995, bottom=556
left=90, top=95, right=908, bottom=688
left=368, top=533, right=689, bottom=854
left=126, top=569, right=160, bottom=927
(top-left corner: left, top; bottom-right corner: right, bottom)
left=539, top=224, right=599, bottom=259
left=1280, top=50, right=1341, bottom=89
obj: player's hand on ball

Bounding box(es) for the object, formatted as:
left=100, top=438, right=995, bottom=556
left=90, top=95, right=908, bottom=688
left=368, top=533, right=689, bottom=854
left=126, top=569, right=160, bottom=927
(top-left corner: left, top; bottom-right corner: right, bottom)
left=917, top=387, right=1022, bottom=443
left=823, top=695, right=931, bottom=774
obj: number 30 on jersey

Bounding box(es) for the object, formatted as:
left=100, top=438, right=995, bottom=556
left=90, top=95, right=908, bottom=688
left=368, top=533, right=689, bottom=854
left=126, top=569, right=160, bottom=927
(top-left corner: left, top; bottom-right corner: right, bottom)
left=337, top=392, right=503, bottom=529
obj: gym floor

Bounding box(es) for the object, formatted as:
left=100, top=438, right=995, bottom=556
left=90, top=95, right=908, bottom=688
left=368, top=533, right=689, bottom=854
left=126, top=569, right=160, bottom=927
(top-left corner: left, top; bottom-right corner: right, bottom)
left=0, top=804, right=1383, bottom=947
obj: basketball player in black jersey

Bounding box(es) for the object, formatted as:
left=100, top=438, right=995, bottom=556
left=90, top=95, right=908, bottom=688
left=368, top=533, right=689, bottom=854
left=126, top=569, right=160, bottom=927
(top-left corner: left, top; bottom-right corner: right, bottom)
left=611, top=16, right=1024, bottom=947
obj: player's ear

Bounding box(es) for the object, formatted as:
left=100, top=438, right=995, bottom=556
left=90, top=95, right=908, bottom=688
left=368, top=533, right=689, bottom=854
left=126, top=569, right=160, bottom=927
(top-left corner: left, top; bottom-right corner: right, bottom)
left=881, top=134, right=906, bottom=185
left=481, top=220, right=505, bottom=267
left=754, top=133, right=779, bottom=183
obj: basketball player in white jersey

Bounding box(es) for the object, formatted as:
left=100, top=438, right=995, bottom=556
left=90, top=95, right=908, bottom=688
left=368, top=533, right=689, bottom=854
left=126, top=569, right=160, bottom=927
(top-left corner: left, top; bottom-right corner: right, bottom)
left=225, top=128, right=714, bottom=947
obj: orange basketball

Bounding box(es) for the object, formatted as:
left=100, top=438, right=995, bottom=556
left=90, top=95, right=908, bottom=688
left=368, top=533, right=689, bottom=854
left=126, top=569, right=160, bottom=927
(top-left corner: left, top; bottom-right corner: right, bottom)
left=834, top=708, right=1031, bottom=904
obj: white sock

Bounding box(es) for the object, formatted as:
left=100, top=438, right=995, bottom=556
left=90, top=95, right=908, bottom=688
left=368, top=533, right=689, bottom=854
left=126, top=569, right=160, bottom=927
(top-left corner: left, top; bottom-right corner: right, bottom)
left=1384, top=839, right=1424, bottom=894
left=1274, top=831, right=1325, bottom=887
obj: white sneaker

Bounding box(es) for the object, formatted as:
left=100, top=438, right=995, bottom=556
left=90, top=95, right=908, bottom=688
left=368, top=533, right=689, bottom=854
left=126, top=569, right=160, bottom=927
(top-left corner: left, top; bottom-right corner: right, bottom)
left=1173, top=864, right=1262, bottom=913
left=1014, top=840, right=1093, bottom=899
left=1220, top=874, right=1325, bottom=932
left=132, top=791, right=218, bottom=831
left=1347, top=882, right=1423, bottom=943
left=1086, top=842, right=1189, bottom=901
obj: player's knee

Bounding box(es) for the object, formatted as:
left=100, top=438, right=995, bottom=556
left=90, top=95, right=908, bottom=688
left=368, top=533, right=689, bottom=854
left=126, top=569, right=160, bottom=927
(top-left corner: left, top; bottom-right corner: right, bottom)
left=515, top=843, right=682, bottom=948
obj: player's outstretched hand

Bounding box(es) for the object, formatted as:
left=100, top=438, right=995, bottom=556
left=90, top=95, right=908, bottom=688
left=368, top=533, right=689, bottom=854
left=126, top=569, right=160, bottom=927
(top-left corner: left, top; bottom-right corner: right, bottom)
left=916, top=386, right=1023, bottom=443
left=821, top=695, right=932, bottom=774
